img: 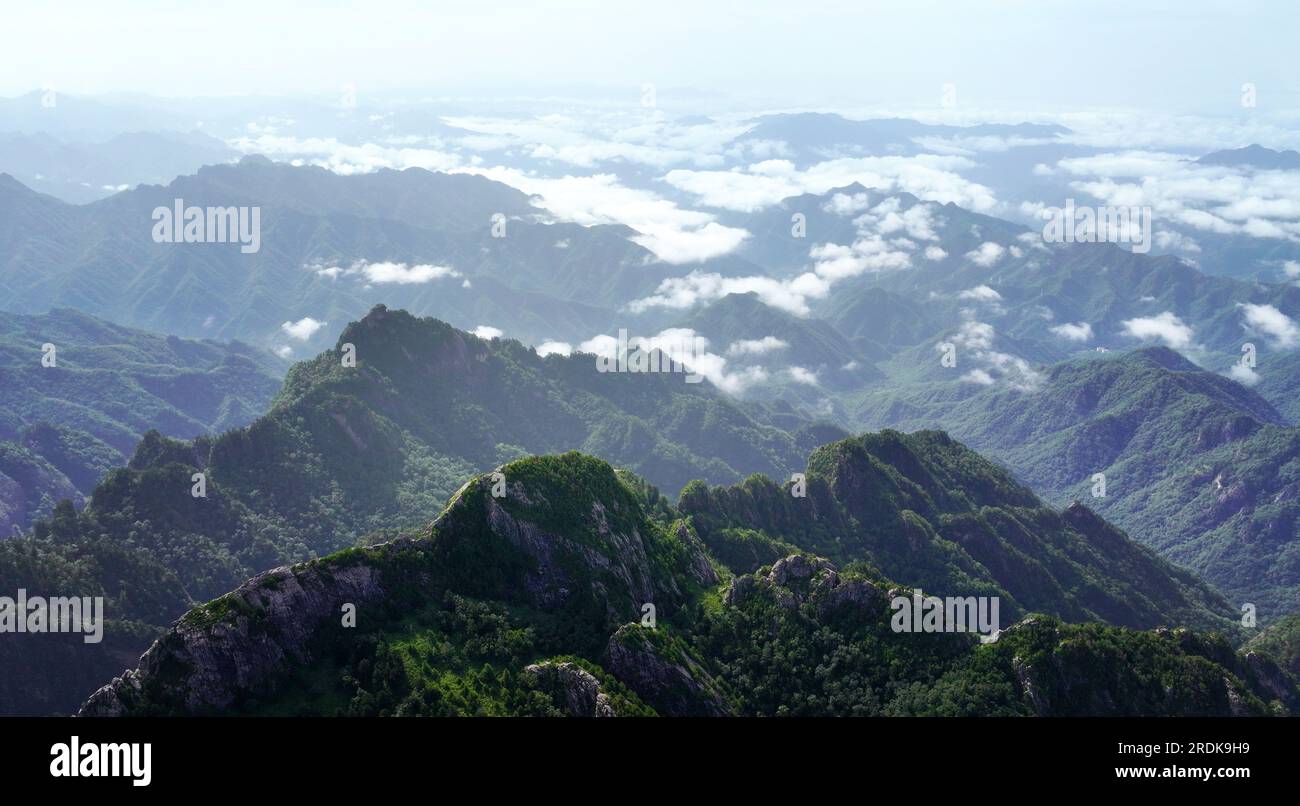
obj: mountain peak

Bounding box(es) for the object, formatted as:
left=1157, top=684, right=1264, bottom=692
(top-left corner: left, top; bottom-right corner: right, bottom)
left=1197, top=143, right=1300, bottom=169
left=1123, top=345, right=1200, bottom=372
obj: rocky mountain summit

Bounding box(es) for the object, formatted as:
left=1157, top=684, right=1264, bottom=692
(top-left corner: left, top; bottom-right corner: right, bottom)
left=82, top=450, right=1300, bottom=717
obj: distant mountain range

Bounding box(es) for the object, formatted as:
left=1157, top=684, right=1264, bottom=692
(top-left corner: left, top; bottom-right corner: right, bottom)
left=0, top=308, right=284, bottom=535
left=0, top=130, right=237, bottom=203
left=1, top=123, right=1298, bottom=719
left=8, top=308, right=1278, bottom=715
left=0, top=156, right=772, bottom=350
left=1198, top=144, right=1300, bottom=171
left=852, top=347, right=1300, bottom=618
left=732, top=113, right=1071, bottom=163
left=4, top=159, right=1297, bottom=402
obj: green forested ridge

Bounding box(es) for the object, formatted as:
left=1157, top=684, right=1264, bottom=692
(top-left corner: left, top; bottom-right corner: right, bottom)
left=30, top=306, right=808, bottom=603
left=10, top=306, right=1289, bottom=716
left=679, top=430, right=1239, bottom=635
left=1245, top=614, right=1300, bottom=677
left=851, top=347, right=1300, bottom=619
left=0, top=308, right=285, bottom=534
left=2, top=306, right=811, bottom=713
left=82, top=451, right=1297, bottom=718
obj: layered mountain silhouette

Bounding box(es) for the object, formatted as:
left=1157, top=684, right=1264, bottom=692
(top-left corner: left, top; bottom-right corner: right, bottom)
left=81, top=450, right=1292, bottom=717
left=4, top=308, right=1281, bottom=716
left=0, top=308, right=284, bottom=534
left=1198, top=144, right=1300, bottom=171
left=0, top=157, right=768, bottom=349
left=2, top=141, right=1298, bottom=718
left=0, top=130, right=237, bottom=203
left=854, top=346, right=1300, bottom=617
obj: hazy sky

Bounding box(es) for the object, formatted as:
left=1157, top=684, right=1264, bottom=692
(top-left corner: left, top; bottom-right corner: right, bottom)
left=3, top=0, right=1298, bottom=113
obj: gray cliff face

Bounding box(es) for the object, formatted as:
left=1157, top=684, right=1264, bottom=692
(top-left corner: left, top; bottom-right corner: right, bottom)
left=80, top=543, right=407, bottom=716
left=525, top=661, right=616, bottom=717
left=724, top=552, right=885, bottom=617
left=435, top=474, right=717, bottom=625
left=603, top=624, right=732, bottom=716
left=79, top=465, right=720, bottom=716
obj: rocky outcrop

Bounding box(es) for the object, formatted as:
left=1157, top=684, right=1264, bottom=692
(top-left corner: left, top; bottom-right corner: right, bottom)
left=80, top=456, right=720, bottom=716
left=1241, top=651, right=1300, bottom=712
left=604, top=624, right=731, bottom=716
left=81, top=540, right=413, bottom=715
left=724, top=553, right=885, bottom=618
left=431, top=468, right=716, bottom=627
left=524, top=661, right=616, bottom=717
left=672, top=521, right=719, bottom=588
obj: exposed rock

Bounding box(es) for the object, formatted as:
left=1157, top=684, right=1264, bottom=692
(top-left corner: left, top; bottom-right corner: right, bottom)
left=724, top=574, right=758, bottom=607
left=80, top=458, right=714, bottom=716
left=724, top=553, right=882, bottom=617
left=1224, top=677, right=1250, bottom=717
left=1012, top=655, right=1049, bottom=716
left=816, top=578, right=886, bottom=618
left=525, top=661, right=616, bottom=717
left=770, top=554, right=832, bottom=586
left=432, top=473, right=715, bottom=627
left=1243, top=651, right=1300, bottom=711
left=673, top=521, right=719, bottom=587
left=81, top=540, right=410, bottom=715
left=604, top=624, right=731, bottom=716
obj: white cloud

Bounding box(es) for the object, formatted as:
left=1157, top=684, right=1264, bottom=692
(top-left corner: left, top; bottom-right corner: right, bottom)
left=1050, top=322, right=1094, bottom=342
left=727, top=336, right=789, bottom=356
left=229, top=134, right=462, bottom=175
left=536, top=341, right=573, bottom=357
left=1227, top=363, right=1261, bottom=386
left=627, top=271, right=811, bottom=315
left=663, top=154, right=997, bottom=214
left=810, top=236, right=912, bottom=280
left=441, top=112, right=743, bottom=170
left=946, top=320, right=1043, bottom=391
left=1054, top=150, right=1300, bottom=245
left=362, top=261, right=459, bottom=285
left=1154, top=230, right=1201, bottom=253
left=852, top=197, right=943, bottom=241
left=462, top=167, right=749, bottom=264
left=786, top=366, right=819, bottom=385
left=629, top=228, right=911, bottom=316
left=1239, top=303, right=1300, bottom=348
left=575, top=327, right=771, bottom=395
left=923, top=245, right=948, bottom=261
left=823, top=191, right=873, bottom=216
left=472, top=325, right=504, bottom=340
left=958, top=285, right=1002, bottom=301
left=281, top=317, right=327, bottom=341
left=952, top=320, right=995, bottom=350
left=310, top=259, right=462, bottom=285
left=1121, top=311, right=1194, bottom=348
left=965, top=242, right=1006, bottom=267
